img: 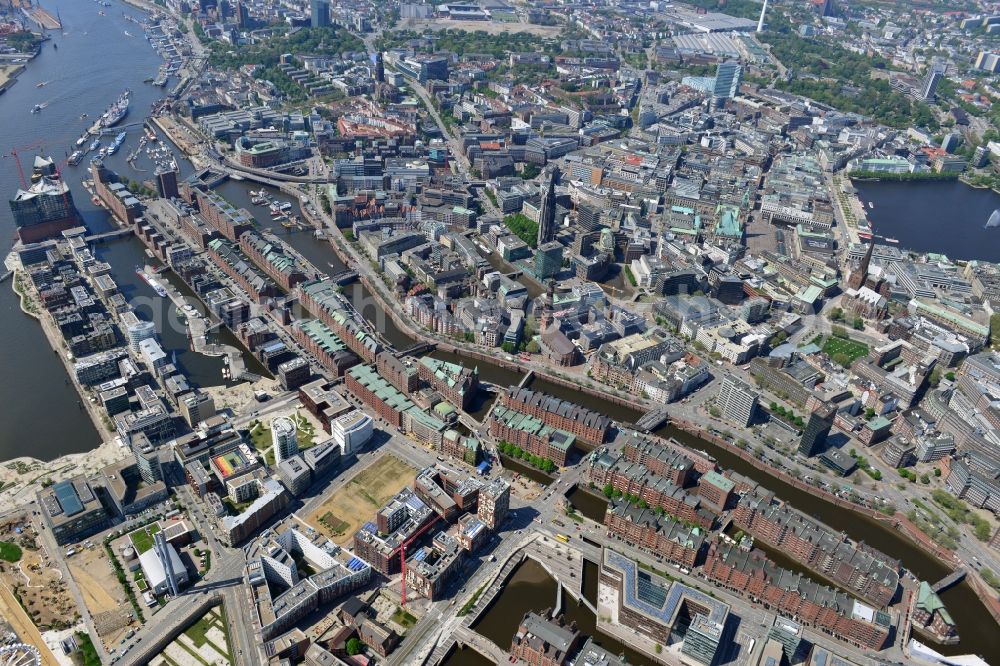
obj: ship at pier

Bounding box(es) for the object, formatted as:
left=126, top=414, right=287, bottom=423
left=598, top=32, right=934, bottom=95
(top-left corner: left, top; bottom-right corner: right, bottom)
left=100, top=90, right=130, bottom=128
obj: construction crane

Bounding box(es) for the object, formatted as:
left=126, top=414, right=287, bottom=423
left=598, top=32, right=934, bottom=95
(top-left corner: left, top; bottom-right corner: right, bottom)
left=393, top=513, right=441, bottom=607
left=8, top=140, right=46, bottom=190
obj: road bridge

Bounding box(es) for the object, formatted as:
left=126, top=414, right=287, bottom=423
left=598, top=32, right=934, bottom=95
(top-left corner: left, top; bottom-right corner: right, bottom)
left=398, top=341, right=437, bottom=358
left=518, top=370, right=534, bottom=388
left=328, top=270, right=359, bottom=285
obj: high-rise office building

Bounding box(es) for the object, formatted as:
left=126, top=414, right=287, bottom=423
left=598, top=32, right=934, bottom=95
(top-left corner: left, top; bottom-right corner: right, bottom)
left=921, top=68, right=942, bottom=101
left=155, top=167, right=179, bottom=200
left=712, top=61, right=742, bottom=100
left=235, top=0, right=250, bottom=28
left=798, top=403, right=835, bottom=457
left=132, top=436, right=163, bottom=485
left=974, top=51, right=1000, bottom=73
left=716, top=375, right=758, bottom=427
left=577, top=200, right=603, bottom=232
left=310, top=0, right=330, bottom=27
left=126, top=319, right=157, bottom=352
left=536, top=166, right=559, bottom=246
left=272, top=416, right=299, bottom=464
left=534, top=241, right=563, bottom=280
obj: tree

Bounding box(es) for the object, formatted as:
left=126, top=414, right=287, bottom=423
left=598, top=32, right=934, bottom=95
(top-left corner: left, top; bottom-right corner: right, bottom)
left=519, top=163, right=541, bottom=179
left=503, top=213, right=539, bottom=248
left=769, top=402, right=778, bottom=411
left=828, top=307, right=844, bottom=321
left=852, top=317, right=865, bottom=330
left=865, top=407, right=876, bottom=420
left=934, top=467, right=942, bottom=477
left=346, top=638, right=363, bottom=656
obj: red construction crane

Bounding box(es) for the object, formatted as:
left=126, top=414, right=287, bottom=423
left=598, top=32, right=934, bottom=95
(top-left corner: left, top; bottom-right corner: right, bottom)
left=393, top=513, right=441, bottom=607
left=8, top=140, right=46, bottom=190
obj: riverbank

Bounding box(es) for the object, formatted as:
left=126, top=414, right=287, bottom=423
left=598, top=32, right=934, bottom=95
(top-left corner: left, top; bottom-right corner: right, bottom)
left=848, top=170, right=960, bottom=182
left=0, top=64, right=25, bottom=94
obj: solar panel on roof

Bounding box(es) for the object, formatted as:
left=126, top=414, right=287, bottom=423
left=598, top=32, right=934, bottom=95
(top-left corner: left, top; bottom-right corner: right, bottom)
left=404, top=496, right=427, bottom=513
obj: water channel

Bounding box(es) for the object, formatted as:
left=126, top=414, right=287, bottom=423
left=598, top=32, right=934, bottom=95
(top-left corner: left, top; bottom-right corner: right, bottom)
left=470, top=557, right=655, bottom=665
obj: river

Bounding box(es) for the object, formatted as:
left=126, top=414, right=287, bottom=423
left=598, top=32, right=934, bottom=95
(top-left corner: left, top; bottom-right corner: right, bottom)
left=0, top=0, right=168, bottom=460
left=853, top=179, right=1000, bottom=262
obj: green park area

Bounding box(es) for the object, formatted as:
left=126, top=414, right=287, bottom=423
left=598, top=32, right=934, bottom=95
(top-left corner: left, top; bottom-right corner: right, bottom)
left=0, top=541, right=22, bottom=562
left=821, top=335, right=869, bottom=367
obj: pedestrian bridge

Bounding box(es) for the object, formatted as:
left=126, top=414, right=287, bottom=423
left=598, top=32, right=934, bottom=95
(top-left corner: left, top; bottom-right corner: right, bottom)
left=635, top=407, right=670, bottom=432
left=931, top=568, right=967, bottom=594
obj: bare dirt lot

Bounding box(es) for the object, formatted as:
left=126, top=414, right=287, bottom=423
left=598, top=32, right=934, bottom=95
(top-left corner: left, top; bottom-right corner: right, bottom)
left=393, top=18, right=562, bottom=36
left=308, top=454, right=418, bottom=545
left=67, top=546, right=135, bottom=648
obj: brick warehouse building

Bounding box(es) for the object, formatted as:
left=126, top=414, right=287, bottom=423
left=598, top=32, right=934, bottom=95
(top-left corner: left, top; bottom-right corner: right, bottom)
left=604, top=499, right=705, bottom=567
left=703, top=543, right=891, bottom=651
left=500, top=387, right=610, bottom=446
left=732, top=492, right=899, bottom=608
left=587, top=451, right=714, bottom=530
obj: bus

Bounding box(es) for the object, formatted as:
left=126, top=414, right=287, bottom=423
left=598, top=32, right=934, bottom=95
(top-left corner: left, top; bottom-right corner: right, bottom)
left=555, top=534, right=570, bottom=543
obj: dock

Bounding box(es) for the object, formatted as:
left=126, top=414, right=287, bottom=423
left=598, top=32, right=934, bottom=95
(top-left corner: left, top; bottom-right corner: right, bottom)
left=22, top=6, right=61, bottom=30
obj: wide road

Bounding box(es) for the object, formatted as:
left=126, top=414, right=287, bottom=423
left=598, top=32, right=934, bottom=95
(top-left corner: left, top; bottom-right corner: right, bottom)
left=118, top=549, right=253, bottom=665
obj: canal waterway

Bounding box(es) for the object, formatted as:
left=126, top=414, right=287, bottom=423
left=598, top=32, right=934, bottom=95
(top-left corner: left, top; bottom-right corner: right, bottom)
left=852, top=179, right=1000, bottom=263
left=472, top=557, right=655, bottom=665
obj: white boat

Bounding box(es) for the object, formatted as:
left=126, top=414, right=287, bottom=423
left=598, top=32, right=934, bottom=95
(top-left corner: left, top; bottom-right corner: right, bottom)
left=867, top=201, right=874, bottom=209
left=985, top=209, right=1000, bottom=230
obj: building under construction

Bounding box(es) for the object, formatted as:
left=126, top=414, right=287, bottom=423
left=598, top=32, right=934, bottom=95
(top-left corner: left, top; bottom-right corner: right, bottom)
left=8, top=156, right=79, bottom=243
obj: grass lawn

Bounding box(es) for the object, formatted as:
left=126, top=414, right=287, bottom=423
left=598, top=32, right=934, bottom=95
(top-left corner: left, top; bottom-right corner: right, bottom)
left=0, top=541, right=22, bottom=563
left=128, top=523, right=162, bottom=554
left=319, top=512, right=350, bottom=535
left=249, top=422, right=272, bottom=450
left=250, top=411, right=316, bottom=452
left=391, top=607, right=417, bottom=629
left=76, top=632, right=101, bottom=666
left=822, top=336, right=869, bottom=367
